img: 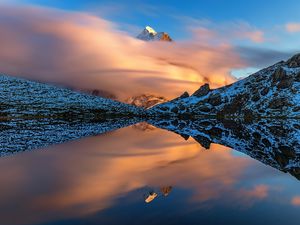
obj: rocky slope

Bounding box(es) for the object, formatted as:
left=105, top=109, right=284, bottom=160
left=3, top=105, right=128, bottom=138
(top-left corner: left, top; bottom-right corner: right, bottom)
left=149, top=54, right=300, bottom=119
left=137, top=26, right=172, bottom=42
left=0, top=75, right=146, bottom=119
left=148, top=118, right=300, bottom=180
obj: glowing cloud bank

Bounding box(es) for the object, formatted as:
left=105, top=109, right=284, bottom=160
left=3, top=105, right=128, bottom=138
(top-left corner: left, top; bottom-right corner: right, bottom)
left=0, top=6, right=243, bottom=100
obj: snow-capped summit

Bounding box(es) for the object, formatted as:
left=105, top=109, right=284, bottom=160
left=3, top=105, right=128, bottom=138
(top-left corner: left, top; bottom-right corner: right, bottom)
left=145, top=26, right=157, bottom=35
left=137, top=26, right=172, bottom=42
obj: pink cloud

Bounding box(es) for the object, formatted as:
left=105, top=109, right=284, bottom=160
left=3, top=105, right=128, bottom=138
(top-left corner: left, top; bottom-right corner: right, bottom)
left=238, top=30, right=265, bottom=43
left=240, top=185, right=269, bottom=199
left=0, top=6, right=243, bottom=101
left=286, top=23, right=300, bottom=33
left=188, top=19, right=265, bottom=44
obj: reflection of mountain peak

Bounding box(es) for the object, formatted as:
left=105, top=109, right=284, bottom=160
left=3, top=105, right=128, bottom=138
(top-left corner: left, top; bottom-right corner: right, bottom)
left=161, top=186, right=172, bottom=196
left=143, top=186, right=173, bottom=203
left=144, top=192, right=158, bottom=203
left=137, top=26, right=172, bottom=42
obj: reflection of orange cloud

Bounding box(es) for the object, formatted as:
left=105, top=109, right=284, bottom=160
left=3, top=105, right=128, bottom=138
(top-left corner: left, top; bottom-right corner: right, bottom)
left=240, top=185, right=269, bottom=199
left=0, top=126, right=256, bottom=225
left=291, top=196, right=300, bottom=206
left=0, top=6, right=241, bottom=100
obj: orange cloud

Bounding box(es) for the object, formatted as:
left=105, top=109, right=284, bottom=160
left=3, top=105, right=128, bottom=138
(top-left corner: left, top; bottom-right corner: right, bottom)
left=0, top=6, right=242, bottom=100
left=286, top=23, right=300, bottom=33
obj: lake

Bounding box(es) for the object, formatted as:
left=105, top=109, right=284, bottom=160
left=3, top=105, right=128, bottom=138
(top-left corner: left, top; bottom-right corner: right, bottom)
left=0, top=120, right=300, bottom=225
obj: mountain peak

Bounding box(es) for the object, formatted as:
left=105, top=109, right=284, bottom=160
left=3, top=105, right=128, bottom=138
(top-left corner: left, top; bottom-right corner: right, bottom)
left=145, top=26, right=157, bottom=35
left=137, top=26, right=172, bottom=42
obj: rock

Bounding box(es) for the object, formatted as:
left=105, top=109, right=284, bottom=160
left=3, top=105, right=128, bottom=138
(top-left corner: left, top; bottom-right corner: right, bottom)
left=277, top=78, right=293, bottom=89
left=193, top=135, right=211, bottom=149
left=197, top=106, right=212, bottom=113
left=286, top=53, right=300, bottom=68
left=192, top=83, right=210, bottom=97
left=272, top=67, right=287, bottom=82
left=208, top=94, right=222, bottom=106
left=179, top=91, right=189, bottom=99
left=253, top=132, right=261, bottom=140
left=268, top=98, right=289, bottom=109
left=279, top=145, right=296, bottom=157
left=295, top=71, right=300, bottom=82
left=171, top=107, right=179, bottom=113
left=262, top=138, right=271, bottom=147
left=179, top=104, right=186, bottom=111
left=292, top=107, right=300, bottom=112
left=274, top=152, right=289, bottom=167
left=251, top=94, right=260, bottom=102
left=260, top=88, right=269, bottom=96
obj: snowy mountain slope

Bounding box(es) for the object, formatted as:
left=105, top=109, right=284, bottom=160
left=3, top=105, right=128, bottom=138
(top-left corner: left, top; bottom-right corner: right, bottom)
left=149, top=53, right=300, bottom=119
left=0, top=75, right=146, bottom=119
left=137, top=26, right=172, bottom=42
left=148, top=118, right=300, bottom=180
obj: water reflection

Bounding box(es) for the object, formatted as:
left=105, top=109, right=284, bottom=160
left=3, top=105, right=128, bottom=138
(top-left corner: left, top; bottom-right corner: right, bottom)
left=149, top=118, right=300, bottom=180
left=0, top=120, right=300, bottom=225
left=0, top=117, right=141, bottom=156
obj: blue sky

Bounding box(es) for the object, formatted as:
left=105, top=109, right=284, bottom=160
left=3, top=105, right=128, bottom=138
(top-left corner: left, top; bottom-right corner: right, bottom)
left=15, top=0, right=300, bottom=36
left=12, top=0, right=300, bottom=51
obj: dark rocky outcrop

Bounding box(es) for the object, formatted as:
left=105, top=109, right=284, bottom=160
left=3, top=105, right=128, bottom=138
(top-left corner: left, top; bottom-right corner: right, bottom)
left=192, top=83, right=210, bottom=97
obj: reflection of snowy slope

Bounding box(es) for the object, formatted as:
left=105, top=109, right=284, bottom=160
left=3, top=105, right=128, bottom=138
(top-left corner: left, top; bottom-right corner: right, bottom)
left=0, top=117, right=141, bottom=156
left=149, top=118, right=300, bottom=180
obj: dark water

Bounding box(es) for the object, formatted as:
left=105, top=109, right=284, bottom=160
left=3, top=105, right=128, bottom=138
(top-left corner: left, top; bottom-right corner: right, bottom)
left=0, top=120, right=300, bottom=225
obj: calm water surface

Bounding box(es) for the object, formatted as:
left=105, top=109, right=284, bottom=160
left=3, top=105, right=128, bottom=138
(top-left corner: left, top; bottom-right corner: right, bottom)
left=0, top=124, right=300, bottom=225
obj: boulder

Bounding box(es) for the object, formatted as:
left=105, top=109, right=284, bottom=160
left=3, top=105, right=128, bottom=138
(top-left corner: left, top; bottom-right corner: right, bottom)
left=286, top=53, right=300, bottom=68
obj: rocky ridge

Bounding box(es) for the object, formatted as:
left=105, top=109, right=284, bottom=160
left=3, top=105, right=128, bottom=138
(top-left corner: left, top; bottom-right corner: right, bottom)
left=149, top=54, right=300, bottom=119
